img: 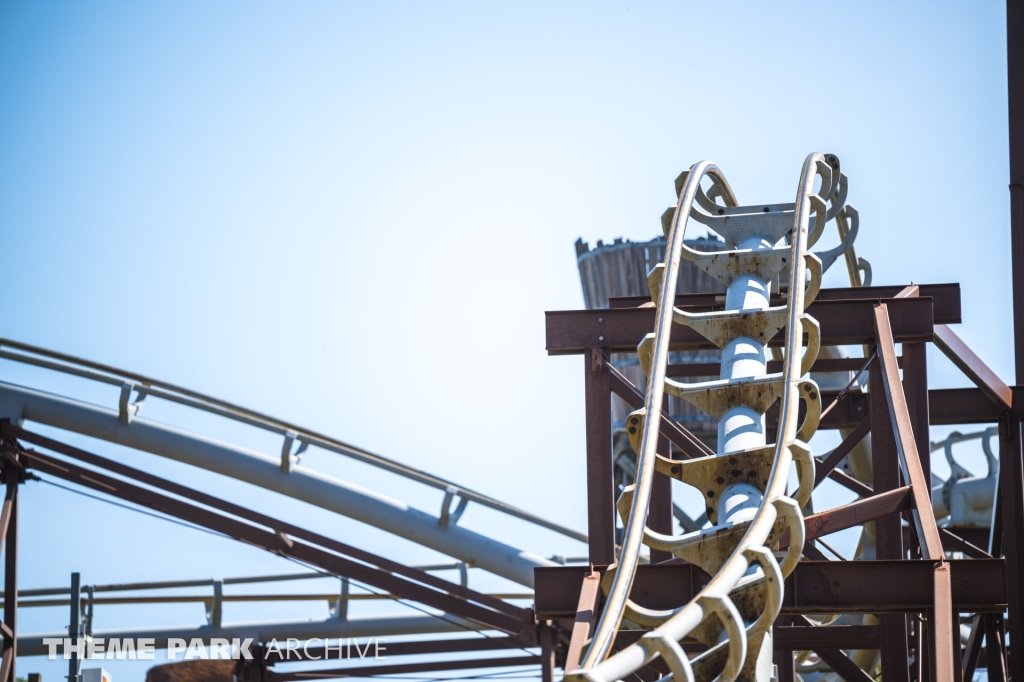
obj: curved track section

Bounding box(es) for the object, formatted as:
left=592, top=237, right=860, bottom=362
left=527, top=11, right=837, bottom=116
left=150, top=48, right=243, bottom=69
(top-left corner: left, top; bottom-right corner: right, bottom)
left=570, top=153, right=854, bottom=682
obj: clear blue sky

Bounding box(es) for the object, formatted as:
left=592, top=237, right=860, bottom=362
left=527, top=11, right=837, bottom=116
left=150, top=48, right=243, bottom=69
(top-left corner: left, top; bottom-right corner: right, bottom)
left=0, top=1, right=1013, bottom=680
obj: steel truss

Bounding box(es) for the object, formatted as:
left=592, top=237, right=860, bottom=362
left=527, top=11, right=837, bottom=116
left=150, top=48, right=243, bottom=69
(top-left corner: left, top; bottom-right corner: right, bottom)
left=0, top=423, right=561, bottom=682
left=540, top=272, right=1021, bottom=682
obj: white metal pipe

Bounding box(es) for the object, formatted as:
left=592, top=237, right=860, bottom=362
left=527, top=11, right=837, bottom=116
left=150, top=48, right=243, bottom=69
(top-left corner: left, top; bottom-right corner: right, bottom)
left=715, top=235, right=773, bottom=676
left=16, top=613, right=481, bottom=657
left=717, top=236, right=773, bottom=455
left=0, top=382, right=555, bottom=586
left=717, top=482, right=762, bottom=525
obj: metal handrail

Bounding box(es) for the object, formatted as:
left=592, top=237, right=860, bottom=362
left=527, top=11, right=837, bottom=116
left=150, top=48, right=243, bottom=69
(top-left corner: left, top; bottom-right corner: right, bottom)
left=4, top=592, right=535, bottom=608
left=0, top=338, right=586, bottom=543
left=571, top=154, right=829, bottom=682
left=0, top=566, right=474, bottom=599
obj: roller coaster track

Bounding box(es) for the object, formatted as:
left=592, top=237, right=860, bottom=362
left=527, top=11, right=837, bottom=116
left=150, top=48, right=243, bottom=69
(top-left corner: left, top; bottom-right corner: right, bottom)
left=569, top=153, right=856, bottom=682
left=0, top=341, right=581, bottom=588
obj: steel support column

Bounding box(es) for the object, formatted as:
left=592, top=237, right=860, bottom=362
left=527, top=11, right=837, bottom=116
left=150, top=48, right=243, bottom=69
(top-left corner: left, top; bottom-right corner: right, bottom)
left=903, top=343, right=930, bottom=485
left=986, top=614, right=1008, bottom=682
left=870, top=358, right=910, bottom=682
left=773, top=616, right=795, bottom=682
left=1009, top=0, right=1024, bottom=382
left=0, top=464, right=18, bottom=682
left=1007, top=0, right=1024, bottom=675
left=998, top=418, right=1024, bottom=682
left=539, top=623, right=555, bottom=682
left=584, top=347, right=615, bottom=565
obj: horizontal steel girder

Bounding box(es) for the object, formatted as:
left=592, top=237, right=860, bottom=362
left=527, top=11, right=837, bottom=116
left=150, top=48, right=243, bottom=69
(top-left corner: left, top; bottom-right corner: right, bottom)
left=533, top=560, right=1006, bottom=619
left=546, top=296, right=939, bottom=354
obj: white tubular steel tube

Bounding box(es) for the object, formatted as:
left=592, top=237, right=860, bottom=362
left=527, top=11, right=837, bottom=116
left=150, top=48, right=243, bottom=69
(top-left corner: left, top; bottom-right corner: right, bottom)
left=718, top=234, right=774, bottom=526
left=579, top=162, right=738, bottom=669
left=718, top=235, right=774, bottom=456
left=0, top=382, right=556, bottom=587
left=572, top=154, right=824, bottom=682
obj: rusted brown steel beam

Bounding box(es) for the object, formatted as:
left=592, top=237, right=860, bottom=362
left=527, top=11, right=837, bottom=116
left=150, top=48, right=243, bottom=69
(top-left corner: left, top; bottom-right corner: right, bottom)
left=665, top=357, right=898, bottom=379
left=814, top=649, right=875, bottom=682
left=986, top=614, right=1009, bottom=682
left=825, top=469, right=874, bottom=497
left=928, top=387, right=1021, bottom=425
left=534, top=563, right=706, bottom=619
left=774, top=625, right=880, bottom=650
left=869, top=353, right=910, bottom=682
left=783, top=560, right=1005, bottom=615
left=5, top=426, right=523, bottom=618
left=605, top=623, right=884, bottom=660
left=773, top=385, right=1024, bottom=430
left=607, top=283, right=962, bottom=323
left=773, top=387, right=1003, bottom=431
left=814, top=417, right=871, bottom=487
left=539, top=625, right=555, bottom=682
left=1008, top=0, right=1024, bottom=381
left=775, top=652, right=796, bottom=682
left=3, top=424, right=527, bottom=622
left=20, top=449, right=531, bottom=638
left=898, top=286, right=932, bottom=506
left=801, top=542, right=830, bottom=561
left=773, top=616, right=794, bottom=682
left=874, top=308, right=946, bottom=558
left=563, top=570, right=601, bottom=672
left=998, top=418, right=1024, bottom=682
left=1007, top=0, right=1024, bottom=671
left=264, top=655, right=542, bottom=681
left=611, top=623, right=883, bottom=654
left=607, top=363, right=714, bottom=459
left=546, top=297, right=936, bottom=355
left=269, top=636, right=525, bottom=662
left=934, top=324, right=1013, bottom=409
left=0, top=463, right=17, bottom=682
left=534, top=560, right=1007, bottom=618
left=875, top=304, right=955, bottom=682
left=939, top=528, right=991, bottom=558
left=0, top=472, right=16, bottom=560
left=961, top=615, right=983, bottom=682
left=584, top=348, right=616, bottom=566
left=808, top=391, right=869, bottom=430
left=794, top=614, right=874, bottom=682
left=905, top=342, right=931, bottom=500
left=801, top=486, right=912, bottom=542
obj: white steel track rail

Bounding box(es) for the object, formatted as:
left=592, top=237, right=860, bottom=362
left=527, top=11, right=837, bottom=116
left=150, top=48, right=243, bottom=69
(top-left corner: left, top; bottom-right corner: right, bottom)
left=570, top=153, right=855, bottom=682
left=0, top=337, right=586, bottom=541
left=0, top=382, right=555, bottom=587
